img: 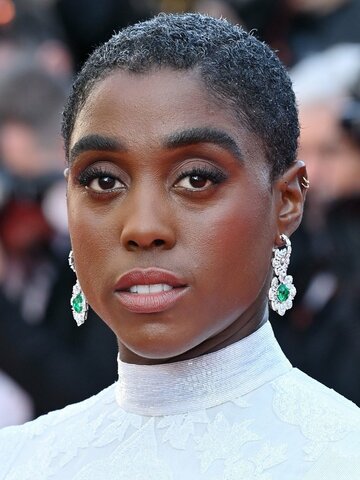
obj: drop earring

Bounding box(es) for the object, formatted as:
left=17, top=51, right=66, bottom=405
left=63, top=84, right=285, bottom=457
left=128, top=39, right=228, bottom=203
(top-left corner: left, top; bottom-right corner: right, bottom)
left=268, top=234, right=296, bottom=316
left=68, top=250, right=88, bottom=326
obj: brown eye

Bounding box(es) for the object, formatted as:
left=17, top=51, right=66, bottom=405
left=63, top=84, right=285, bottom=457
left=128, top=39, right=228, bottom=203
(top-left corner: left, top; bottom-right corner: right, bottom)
left=87, top=175, right=123, bottom=192
left=189, top=175, right=208, bottom=189
left=175, top=174, right=212, bottom=191
left=98, top=176, right=116, bottom=189
left=173, top=165, right=227, bottom=192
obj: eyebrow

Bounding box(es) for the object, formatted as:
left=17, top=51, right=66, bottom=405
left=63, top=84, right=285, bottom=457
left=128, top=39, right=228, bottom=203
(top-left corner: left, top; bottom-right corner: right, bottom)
left=69, top=134, right=127, bottom=163
left=69, top=127, right=243, bottom=164
left=164, top=127, right=243, bottom=163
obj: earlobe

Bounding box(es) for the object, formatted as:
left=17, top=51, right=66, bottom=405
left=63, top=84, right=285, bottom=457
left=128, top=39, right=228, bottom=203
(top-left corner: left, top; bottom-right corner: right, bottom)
left=274, top=160, right=308, bottom=241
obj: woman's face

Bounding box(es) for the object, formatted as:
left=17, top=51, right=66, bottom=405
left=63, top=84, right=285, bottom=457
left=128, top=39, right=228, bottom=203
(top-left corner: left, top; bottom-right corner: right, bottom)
left=67, top=69, right=279, bottom=363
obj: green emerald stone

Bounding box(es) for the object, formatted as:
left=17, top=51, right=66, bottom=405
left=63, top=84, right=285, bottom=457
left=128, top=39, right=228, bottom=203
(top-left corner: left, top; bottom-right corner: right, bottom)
left=277, top=283, right=290, bottom=303
left=72, top=293, right=83, bottom=313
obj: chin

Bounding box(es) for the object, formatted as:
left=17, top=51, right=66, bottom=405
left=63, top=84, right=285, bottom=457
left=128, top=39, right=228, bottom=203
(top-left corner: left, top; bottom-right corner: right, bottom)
left=120, top=328, right=200, bottom=363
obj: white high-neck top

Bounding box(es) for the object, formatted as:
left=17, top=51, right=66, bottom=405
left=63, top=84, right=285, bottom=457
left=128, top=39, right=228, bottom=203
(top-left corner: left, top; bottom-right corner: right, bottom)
left=1, top=321, right=360, bottom=480
left=115, top=320, right=291, bottom=416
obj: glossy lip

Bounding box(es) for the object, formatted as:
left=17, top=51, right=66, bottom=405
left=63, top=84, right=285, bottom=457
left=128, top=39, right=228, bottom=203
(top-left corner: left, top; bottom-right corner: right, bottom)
left=114, top=268, right=189, bottom=314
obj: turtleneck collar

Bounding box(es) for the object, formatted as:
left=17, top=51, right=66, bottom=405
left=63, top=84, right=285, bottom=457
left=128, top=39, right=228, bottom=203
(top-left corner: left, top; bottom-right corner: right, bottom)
left=115, top=320, right=292, bottom=416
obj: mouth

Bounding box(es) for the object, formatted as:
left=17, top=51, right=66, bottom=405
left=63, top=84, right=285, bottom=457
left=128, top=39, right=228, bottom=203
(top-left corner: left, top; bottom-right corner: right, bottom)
left=128, top=283, right=174, bottom=294
left=114, top=268, right=189, bottom=313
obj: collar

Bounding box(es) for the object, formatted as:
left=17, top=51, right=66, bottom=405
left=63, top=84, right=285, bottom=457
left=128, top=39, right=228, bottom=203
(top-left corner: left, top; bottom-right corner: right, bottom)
left=115, top=321, right=292, bottom=415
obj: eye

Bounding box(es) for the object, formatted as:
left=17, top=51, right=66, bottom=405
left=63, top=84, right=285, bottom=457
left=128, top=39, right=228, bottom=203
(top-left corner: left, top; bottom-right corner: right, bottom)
left=174, top=167, right=227, bottom=191
left=77, top=166, right=126, bottom=193
left=87, top=175, right=123, bottom=192
left=176, top=174, right=212, bottom=190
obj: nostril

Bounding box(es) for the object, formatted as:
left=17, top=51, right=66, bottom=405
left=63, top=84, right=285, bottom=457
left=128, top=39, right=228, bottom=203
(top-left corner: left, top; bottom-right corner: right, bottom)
left=153, top=239, right=165, bottom=247
left=126, top=238, right=166, bottom=250
left=128, top=240, right=138, bottom=248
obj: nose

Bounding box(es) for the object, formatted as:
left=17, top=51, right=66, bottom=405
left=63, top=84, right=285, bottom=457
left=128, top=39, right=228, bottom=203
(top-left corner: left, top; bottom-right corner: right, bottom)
left=119, top=188, right=176, bottom=251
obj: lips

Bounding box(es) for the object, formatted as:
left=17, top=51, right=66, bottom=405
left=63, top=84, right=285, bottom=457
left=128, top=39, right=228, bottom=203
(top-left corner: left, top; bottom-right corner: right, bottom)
left=114, top=268, right=189, bottom=313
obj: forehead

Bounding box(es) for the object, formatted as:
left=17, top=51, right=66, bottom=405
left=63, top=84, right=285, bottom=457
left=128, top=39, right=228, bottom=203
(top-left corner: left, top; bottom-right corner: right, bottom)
left=71, top=69, right=266, bottom=166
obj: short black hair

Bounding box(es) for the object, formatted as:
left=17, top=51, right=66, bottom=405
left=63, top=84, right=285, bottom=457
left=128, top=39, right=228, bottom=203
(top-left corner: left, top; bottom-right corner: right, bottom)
left=62, top=13, right=299, bottom=179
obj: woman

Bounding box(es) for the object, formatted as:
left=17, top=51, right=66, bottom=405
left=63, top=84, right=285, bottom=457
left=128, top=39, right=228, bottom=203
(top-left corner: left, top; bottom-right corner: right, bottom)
left=1, top=13, right=360, bottom=480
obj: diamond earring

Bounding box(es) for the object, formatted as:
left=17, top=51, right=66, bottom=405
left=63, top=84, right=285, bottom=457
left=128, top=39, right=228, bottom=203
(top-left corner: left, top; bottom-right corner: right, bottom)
left=68, top=250, right=88, bottom=326
left=268, top=234, right=296, bottom=316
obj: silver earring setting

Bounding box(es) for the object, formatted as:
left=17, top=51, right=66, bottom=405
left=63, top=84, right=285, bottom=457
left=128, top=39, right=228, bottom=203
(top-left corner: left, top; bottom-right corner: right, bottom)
left=68, top=250, right=88, bottom=326
left=269, top=234, right=296, bottom=316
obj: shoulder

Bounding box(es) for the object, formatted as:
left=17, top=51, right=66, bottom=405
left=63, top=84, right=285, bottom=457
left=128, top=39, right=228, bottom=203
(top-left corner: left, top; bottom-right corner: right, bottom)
left=272, top=367, right=360, bottom=419
left=271, top=368, right=360, bottom=466
left=269, top=368, right=360, bottom=476
left=0, top=384, right=116, bottom=479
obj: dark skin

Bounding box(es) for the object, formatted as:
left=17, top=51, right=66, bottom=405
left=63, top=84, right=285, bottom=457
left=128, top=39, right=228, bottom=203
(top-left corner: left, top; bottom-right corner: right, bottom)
left=66, top=68, right=307, bottom=365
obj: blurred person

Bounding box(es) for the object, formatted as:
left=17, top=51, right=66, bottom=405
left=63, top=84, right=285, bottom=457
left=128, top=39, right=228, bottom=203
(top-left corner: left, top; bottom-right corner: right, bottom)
left=0, top=63, right=117, bottom=420
left=0, top=63, right=69, bottom=306
left=0, top=238, right=33, bottom=427
left=271, top=45, right=360, bottom=405
left=0, top=0, right=73, bottom=85
left=281, top=0, right=360, bottom=64
left=298, top=102, right=360, bottom=224
left=232, top=0, right=360, bottom=66
left=0, top=370, right=33, bottom=427
left=291, top=43, right=360, bottom=226
left=193, top=0, right=242, bottom=22
left=56, top=0, right=242, bottom=70
left=287, top=0, right=352, bottom=15
left=55, top=0, right=149, bottom=70
left=31, top=0, right=360, bottom=71
left=228, top=0, right=280, bottom=30
left=0, top=36, right=72, bottom=86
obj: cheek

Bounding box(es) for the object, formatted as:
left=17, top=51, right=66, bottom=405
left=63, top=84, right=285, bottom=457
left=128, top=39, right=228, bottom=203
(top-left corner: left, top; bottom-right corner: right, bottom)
left=186, top=191, right=275, bottom=307
left=67, top=195, right=116, bottom=302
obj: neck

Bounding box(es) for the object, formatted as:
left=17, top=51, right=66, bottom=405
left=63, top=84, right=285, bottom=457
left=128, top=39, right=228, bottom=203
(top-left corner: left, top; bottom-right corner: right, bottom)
left=118, top=300, right=269, bottom=365
left=115, top=320, right=292, bottom=415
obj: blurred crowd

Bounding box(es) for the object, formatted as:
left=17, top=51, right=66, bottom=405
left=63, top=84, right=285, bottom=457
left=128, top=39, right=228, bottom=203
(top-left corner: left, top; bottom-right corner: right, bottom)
left=0, top=0, right=359, bottom=427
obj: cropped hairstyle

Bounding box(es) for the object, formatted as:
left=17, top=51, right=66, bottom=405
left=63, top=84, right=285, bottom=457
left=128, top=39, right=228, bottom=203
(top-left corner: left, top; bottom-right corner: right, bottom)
left=62, top=13, right=299, bottom=179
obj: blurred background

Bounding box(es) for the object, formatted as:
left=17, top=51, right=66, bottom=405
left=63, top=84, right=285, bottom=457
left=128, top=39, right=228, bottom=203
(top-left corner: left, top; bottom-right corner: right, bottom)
left=0, top=0, right=359, bottom=427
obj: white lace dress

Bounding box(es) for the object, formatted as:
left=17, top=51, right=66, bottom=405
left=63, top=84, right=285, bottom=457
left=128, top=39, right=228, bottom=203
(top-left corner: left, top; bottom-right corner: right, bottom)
left=1, top=321, right=360, bottom=480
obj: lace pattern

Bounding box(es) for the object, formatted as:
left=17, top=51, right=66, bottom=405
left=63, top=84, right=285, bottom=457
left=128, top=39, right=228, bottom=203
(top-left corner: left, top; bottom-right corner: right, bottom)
left=1, top=322, right=360, bottom=480
left=272, top=369, right=360, bottom=461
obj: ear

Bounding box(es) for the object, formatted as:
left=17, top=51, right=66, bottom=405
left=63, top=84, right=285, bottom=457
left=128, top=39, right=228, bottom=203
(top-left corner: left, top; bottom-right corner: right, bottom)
left=273, top=160, right=308, bottom=244
left=64, top=167, right=69, bottom=200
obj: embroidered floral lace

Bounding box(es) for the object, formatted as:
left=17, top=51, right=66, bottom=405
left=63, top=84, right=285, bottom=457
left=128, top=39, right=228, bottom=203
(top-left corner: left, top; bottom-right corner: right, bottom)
left=1, top=321, right=360, bottom=479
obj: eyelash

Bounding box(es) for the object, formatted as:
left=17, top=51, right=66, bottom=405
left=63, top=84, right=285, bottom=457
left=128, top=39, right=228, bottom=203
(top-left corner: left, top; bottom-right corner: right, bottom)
left=175, top=166, right=227, bottom=186
left=77, top=166, right=123, bottom=188
left=76, top=164, right=227, bottom=191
